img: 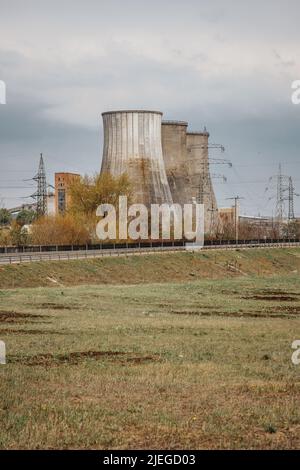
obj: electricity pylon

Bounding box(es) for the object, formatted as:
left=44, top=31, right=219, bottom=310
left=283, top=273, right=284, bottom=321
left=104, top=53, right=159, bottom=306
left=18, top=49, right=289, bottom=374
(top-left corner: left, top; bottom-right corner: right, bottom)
left=30, top=154, right=47, bottom=216
left=188, top=140, right=231, bottom=204
left=288, top=177, right=299, bottom=221
left=266, top=165, right=298, bottom=222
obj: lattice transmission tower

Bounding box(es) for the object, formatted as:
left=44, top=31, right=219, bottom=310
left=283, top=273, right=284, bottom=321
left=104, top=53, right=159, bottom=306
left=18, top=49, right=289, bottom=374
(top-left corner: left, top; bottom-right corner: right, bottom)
left=265, top=164, right=299, bottom=225
left=188, top=141, right=231, bottom=204
left=30, top=154, right=47, bottom=216
left=288, top=176, right=299, bottom=221
left=266, top=164, right=289, bottom=222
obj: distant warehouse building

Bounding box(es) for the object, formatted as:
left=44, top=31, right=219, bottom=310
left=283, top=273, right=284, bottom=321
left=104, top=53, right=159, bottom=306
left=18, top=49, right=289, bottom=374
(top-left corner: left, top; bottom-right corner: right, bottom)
left=55, top=172, right=80, bottom=214
left=239, top=215, right=273, bottom=226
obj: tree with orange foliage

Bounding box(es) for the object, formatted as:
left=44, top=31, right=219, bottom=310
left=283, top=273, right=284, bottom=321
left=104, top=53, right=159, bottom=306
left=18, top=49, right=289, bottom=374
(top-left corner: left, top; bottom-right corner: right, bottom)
left=31, top=213, right=91, bottom=246
left=68, top=172, right=132, bottom=217
left=30, top=173, right=132, bottom=245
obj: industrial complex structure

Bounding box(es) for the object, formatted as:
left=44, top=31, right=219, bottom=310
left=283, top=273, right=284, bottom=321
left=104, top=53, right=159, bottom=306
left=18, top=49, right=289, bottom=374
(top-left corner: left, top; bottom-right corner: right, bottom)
left=3, top=109, right=299, bottom=239
left=101, top=110, right=219, bottom=233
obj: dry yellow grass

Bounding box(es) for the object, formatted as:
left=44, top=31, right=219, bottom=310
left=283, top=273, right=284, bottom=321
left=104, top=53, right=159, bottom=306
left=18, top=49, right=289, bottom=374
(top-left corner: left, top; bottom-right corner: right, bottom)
left=0, top=266, right=300, bottom=449
left=0, top=247, right=299, bottom=289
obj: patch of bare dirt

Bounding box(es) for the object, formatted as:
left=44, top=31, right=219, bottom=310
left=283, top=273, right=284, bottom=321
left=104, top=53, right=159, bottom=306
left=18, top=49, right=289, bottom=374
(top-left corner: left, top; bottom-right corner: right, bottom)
left=34, top=303, right=75, bottom=310
left=169, top=309, right=299, bottom=318
left=242, top=295, right=298, bottom=302
left=0, top=310, right=49, bottom=323
left=259, top=290, right=300, bottom=296
left=0, top=328, right=63, bottom=335
left=9, top=351, right=161, bottom=366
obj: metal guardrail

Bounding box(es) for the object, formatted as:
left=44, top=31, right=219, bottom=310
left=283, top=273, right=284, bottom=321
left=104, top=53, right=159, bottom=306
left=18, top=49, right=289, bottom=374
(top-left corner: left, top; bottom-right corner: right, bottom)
left=0, top=241, right=299, bottom=265
left=0, top=238, right=299, bottom=254
left=0, top=246, right=183, bottom=265
left=0, top=240, right=186, bottom=255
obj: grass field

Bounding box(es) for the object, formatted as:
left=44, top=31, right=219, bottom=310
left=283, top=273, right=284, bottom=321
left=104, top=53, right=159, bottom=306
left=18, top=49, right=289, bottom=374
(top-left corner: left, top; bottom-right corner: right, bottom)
left=0, top=247, right=299, bottom=288
left=0, top=249, right=300, bottom=449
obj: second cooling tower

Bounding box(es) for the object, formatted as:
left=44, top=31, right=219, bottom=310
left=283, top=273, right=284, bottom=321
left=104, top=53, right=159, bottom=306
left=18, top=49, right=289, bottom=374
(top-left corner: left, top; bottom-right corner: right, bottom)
left=101, top=110, right=173, bottom=206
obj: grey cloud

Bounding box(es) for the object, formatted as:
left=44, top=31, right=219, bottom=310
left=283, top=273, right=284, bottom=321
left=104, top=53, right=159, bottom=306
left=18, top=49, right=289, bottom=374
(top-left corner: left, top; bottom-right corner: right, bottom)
left=0, top=0, right=299, bottom=214
left=273, top=50, right=295, bottom=68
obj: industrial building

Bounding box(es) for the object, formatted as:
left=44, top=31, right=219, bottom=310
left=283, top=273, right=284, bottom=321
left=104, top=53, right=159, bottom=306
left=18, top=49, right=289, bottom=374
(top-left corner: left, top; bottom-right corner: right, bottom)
left=55, top=172, right=80, bottom=214
left=101, top=110, right=218, bottom=233
left=6, top=110, right=219, bottom=234
left=3, top=109, right=222, bottom=238
left=8, top=195, right=55, bottom=218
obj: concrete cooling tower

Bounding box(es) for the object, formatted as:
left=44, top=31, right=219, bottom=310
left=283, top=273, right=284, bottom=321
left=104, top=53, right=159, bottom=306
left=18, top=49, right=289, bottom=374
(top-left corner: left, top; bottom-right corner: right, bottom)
left=161, top=124, right=218, bottom=233
left=160, top=121, right=190, bottom=205
left=101, top=110, right=173, bottom=207
left=100, top=109, right=219, bottom=234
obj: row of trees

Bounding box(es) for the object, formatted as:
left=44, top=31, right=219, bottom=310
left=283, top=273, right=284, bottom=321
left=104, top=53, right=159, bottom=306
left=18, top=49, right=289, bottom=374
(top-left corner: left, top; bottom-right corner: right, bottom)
left=31, top=173, right=132, bottom=245
left=216, top=218, right=300, bottom=241
left=0, top=173, right=132, bottom=246
left=0, top=208, right=36, bottom=226
left=1, top=172, right=299, bottom=246
left=0, top=208, right=37, bottom=246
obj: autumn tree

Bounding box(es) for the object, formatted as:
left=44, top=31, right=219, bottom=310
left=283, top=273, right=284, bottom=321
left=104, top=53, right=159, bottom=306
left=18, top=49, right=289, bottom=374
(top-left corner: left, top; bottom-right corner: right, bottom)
left=0, top=227, right=10, bottom=245
left=68, top=172, right=132, bottom=217
left=0, top=208, right=12, bottom=226
left=282, top=220, right=300, bottom=238
left=31, top=213, right=91, bottom=246
left=16, top=209, right=36, bottom=226
left=9, top=220, right=30, bottom=246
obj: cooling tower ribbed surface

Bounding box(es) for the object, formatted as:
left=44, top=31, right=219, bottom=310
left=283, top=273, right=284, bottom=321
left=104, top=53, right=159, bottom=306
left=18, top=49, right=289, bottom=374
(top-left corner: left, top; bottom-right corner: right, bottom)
left=162, top=123, right=218, bottom=233
left=101, top=110, right=173, bottom=207
left=161, top=121, right=191, bottom=205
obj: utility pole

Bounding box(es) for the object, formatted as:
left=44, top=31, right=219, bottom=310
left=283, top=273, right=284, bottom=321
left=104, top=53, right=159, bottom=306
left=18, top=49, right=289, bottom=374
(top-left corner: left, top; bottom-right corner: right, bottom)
left=226, top=196, right=244, bottom=245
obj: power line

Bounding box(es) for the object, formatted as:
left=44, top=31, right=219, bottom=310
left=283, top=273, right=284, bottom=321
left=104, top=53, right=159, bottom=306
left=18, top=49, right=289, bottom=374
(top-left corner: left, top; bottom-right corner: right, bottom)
left=0, top=186, right=35, bottom=189
left=188, top=139, right=230, bottom=203
left=232, top=160, right=300, bottom=168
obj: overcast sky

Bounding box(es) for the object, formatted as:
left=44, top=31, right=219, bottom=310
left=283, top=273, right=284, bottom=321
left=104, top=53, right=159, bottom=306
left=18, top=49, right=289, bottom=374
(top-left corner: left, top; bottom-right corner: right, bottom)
left=0, top=0, right=299, bottom=215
